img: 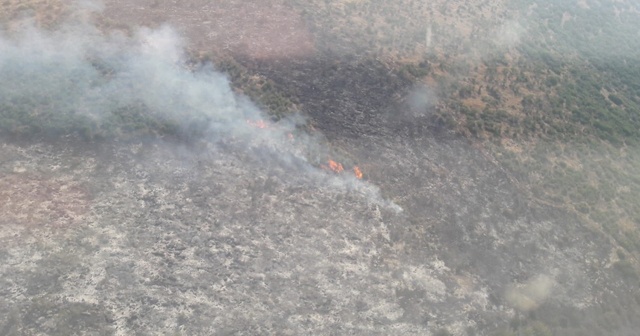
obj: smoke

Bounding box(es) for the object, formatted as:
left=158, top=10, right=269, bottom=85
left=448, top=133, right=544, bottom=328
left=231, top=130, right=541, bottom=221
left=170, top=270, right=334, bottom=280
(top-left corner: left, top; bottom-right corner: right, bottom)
left=0, top=9, right=401, bottom=212
left=405, top=83, right=437, bottom=118
left=505, top=275, right=555, bottom=312
left=493, top=20, right=526, bottom=49
left=0, top=21, right=266, bottom=139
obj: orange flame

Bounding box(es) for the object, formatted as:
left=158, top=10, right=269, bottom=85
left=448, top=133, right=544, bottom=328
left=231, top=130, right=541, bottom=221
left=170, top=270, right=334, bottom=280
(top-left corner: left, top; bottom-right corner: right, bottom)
left=328, top=160, right=344, bottom=173
left=353, top=166, right=363, bottom=179
left=246, top=119, right=269, bottom=129
left=322, top=160, right=363, bottom=178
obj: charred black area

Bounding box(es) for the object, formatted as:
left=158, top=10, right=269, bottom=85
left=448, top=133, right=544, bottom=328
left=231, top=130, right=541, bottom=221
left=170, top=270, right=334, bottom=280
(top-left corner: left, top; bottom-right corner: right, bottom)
left=234, top=54, right=438, bottom=139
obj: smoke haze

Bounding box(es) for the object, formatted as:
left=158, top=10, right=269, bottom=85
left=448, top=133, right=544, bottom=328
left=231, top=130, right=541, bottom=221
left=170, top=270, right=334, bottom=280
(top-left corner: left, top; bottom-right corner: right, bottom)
left=0, top=22, right=265, bottom=139
left=0, top=10, right=401, bottom=211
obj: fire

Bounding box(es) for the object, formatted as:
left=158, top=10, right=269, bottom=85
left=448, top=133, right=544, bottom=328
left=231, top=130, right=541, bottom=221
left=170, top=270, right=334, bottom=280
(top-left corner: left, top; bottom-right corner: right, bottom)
left=328, top=159, right=344, bottom=173
left=245, top=123, right=363, bottom=179
left=321, top=159, right=362, bottom=179
left=246, top=119, right=269, bottom=129
left=353, top=166, right=363, bottom=179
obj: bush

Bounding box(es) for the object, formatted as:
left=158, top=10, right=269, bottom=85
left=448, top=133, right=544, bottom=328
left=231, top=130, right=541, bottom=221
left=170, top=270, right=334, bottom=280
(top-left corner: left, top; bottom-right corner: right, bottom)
left=608, top=94, right=623, bottom=106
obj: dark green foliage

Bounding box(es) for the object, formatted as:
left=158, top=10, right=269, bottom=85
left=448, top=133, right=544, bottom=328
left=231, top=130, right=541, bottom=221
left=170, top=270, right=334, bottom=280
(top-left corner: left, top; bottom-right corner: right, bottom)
left=608, top=94, right=623, bottom=106
left=401, top=61, right=431, bottom=78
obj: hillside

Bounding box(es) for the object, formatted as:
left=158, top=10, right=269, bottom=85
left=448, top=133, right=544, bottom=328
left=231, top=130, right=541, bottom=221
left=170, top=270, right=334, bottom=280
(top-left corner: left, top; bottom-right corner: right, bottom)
left=1, top=0, right=640, bottom=335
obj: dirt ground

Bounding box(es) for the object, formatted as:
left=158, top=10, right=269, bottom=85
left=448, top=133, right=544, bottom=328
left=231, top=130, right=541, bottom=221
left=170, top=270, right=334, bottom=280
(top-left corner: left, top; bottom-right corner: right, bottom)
left=102, top=0, right=315, bottom=59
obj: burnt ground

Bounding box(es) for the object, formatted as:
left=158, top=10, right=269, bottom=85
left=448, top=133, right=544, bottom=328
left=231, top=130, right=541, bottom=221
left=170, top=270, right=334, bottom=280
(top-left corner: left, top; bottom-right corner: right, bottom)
left=1, top=1, right=640, bottom=336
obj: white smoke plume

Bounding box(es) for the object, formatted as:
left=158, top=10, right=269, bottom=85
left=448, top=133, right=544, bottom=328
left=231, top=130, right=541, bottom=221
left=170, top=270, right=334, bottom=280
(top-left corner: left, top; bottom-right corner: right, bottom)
left=0, top=22, right=266, bottom=140
left=0, top=9, right=401, bottom=212
left=505, top=275, right=555, bottom=312
left=493, top=20, right=526, bottom=49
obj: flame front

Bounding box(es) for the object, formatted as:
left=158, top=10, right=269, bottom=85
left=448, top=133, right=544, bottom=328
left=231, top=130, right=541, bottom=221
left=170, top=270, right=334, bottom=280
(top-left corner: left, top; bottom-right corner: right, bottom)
left=322, top=159, right=363, bottom=179
left=247, top=122, right=359, bottom=178
left=246, top=119, right=269, bottom=129
left=353, top=166, right=363, bottom=179
left=328, top=160, right=344, bottom=173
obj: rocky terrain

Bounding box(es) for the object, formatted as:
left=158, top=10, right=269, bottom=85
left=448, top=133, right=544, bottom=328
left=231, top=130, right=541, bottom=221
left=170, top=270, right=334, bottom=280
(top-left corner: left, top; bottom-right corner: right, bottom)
left=1, top=0, right=640, bottom=335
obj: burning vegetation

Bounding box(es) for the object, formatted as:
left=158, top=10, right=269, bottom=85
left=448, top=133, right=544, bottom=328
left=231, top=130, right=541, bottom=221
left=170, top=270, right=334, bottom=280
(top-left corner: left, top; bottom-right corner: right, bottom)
left=246, top=119, right=269, bottom=129
left=245, top=119, right=363, bottom=179
left=353, top=166, right=363, bottom=179
left=322, top=159, right=363, bottom=179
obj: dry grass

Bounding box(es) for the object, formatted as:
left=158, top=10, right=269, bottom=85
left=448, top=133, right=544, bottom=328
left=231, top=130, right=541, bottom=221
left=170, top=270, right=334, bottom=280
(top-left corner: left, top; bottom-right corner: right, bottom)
left=0, top=0, right=67, bottom=28
left=0, top=172, right=90, bottom=229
